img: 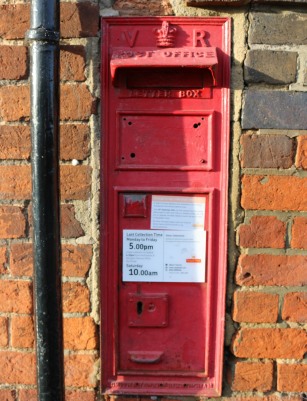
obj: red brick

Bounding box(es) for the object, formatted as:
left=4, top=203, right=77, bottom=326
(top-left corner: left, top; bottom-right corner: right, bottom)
left=238, top=215, right=285, bottom=248
left=0, top=246, right=7, bottom=275
left=278, top=364, right=307, bottom=392
left=60, top=165, right=92, bottom=200
left=60, top=84, right=96, bottom=121
left=63, top=282, right=90, bottom=313
left=0, top=280, right=32, bottom=313
left=61, top=204, right=84, bottom=238
left=19, top=389, right=96, bottom=401
left=0, top=317, right=8, bottom=347
left=0, top=206, right=26, bottom=239
left=0, top=351, right=35, bottom=384
left=232, top=328, right=307, bottom=359
left=62, top=244, right=92, bottom=277
left=242, top=175, right=307, bottom=211
left=0, top=166, right=31, bottom=200
left=60, top=2, right=99, bottom=38
left=60, top=45, right=86, bottom=82
left=0, top=4, right=30, bottom=40
left=233, top=291, right=279, bottom=323
left=0, top=46, right=28, bottom=80
left=64, top=354, right=97, bottom=387
left=232, top=361, right=273, bottom=391
left=0, top=390, right=16, bottom=401
left=296, top=135, right=307, bottom=169
left=60, top=124, right=90, bottom=161
left=114, top=0, right=173, bottom=15
left=11, top=316, right=34, bottom=349
left=282, top=292, right=307, bottom=323
left=291, top=216, right=307, bottom=249
left=0, top=85, right=30, bottom=122
left=10, top=243, right=92, bottom=278
left=236, top=254, right=307, bottom=286
left=64, top=317, right=97, bottom=350
left=0, top=125, right=30, bottom=160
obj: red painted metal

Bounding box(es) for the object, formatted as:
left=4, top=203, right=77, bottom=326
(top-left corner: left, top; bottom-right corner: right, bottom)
left=101, top=17, right=230, bottom=396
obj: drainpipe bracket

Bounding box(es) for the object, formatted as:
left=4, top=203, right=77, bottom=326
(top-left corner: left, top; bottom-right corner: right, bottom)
left=26, top=27, right=60, bottom=43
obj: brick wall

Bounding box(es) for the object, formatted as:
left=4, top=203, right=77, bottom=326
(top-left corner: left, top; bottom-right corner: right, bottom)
left=0, top=0, right=306, bottom=400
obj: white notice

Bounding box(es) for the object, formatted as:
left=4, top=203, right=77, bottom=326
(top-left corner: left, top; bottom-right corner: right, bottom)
left=123, top=230, right=206, bottom=283
left=151, top=195, right=205, bottom=230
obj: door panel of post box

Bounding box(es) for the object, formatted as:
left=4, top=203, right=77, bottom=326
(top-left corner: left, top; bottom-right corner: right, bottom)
left=101, top=17, right=230, bottom=397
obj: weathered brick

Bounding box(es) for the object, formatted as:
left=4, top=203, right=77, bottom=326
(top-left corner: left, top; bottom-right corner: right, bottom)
left=0, top=166, right=31, bottom=200
left=114, top=0, right=173, bottom=15
left=60, top=2, right=99, bottom=38
left=296, top=135, right=307, bottom=169
left=11, top=315, right=34, bottom=349
left=0, top=390, right=16, bottom=401
left=60, top=45, right=86, bottom=82
left=64, top=317, right=97, bottom=350
left=0, top=4, right=30, bottom=40
left=282, top=292, right=307, bottom=323
left=236, top=254, right=307, bottom=286
left=291, top=217, right=307, bottom=249
left=60, top=124, right=90, bottom=161
left=242, top=91, right=307, bottom=130
left=242, top=175, right=307, bottom=211
left=277, top=364, right=307, bottom=392
left=65, top=354, right=97, bottom=387
left=0, top=351, right=36, bottom=384
left=233, top=291, right=279, bottom=323
left=10, top=242, right=92, bottom=278
left=0, top=126, right=30, bottom=160
left=19, top=389, right=96, bottom=401
left=0, top=206, right=26, bottom=239
left=0, top=246, right=7, bottom=275
left=61, top=204, right=84, bottom=238
left=240, top=133, right=295, bottom=169
left=0, top=85, right=30, bottom=122
left=0, top=280, right=32, bottom=313
left=232, top=328, right=307, bottom=359
left=187, top=0, right=248, bottom=5
left=0, top=46, right=28, bottom=80
left=250, top=11, right=307, bottom=45
left=62, top=244, right=92, bottom=277
left=232, top=361, right=273, bottom=391
left=238, top=215, right=286, bottom=248
left=60, top=165, right=92, bottom=200
left=63, top=282, right=90, bottom=313
left=60, top=84, right=96, bottom=121
left=0, top=317, right=8, bottom=347
left=244, top=50, right=297, bottom=84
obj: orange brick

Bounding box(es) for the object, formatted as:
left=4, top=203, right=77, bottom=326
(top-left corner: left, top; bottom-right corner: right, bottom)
left=242, top=175, right=307, bottom=211
left=0, top=206, right=26, bottom=238
left=282, top=292, right=307, bottom=323
left=0, top=390, right=16, bottom=401
left=64, top=317, right=97, bottom=350
left=0, top=4, right=30, bottom=39
left=0, top=351, right=35, bottom=384
left=19, top=389, right=96, bottom=401
left=0, top=166, right=31, bottom=200
left=0, top=125, right=31, bottom=160
left=0, top=317, right=8, bottom=347
left=0, top=246, right=7, bottom=275
left=62, top=244, right=92, bottom=277
left=60, top=84, right=96, bottom=121
left=291, top=217, right=307, bottom=249
left=232, top=328, right=307, bottom=359
left=232, top=361, right=273, bottom=391
left=63, top=282, right=90, bottom=313
left=11, top=315, right=34, bottom=349
left=0, top=46, right=28, bottom=80
left=295, top=135, right=307, bottom=169
left=238, top=215, right=285, bottom=248
left=0, top=85, right=30, bottom=122
left=60, top=45, right=86, bottom=81
left=0, top=280, right=32, bottom=313
left=60, top=124, right=90, bottom=161
left=114, top=0, right=173, bottom=15
left=277, top=364, right=307, bottom=392
left=61, top=204, right=84, bottom=238
left=64, top=353, right=97, bottom=387
left=60, top=2, right=99, bottom=38
left=236, top=254, right=307, bottom=286
left=233, top=291, right=279, bottom=323
left=60, top=165, right=92, bottom=200
left=10, top=243, right=32, bottom=277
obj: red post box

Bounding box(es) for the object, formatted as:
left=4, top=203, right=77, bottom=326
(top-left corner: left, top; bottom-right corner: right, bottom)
left=101, top=17, right=230, bottom=396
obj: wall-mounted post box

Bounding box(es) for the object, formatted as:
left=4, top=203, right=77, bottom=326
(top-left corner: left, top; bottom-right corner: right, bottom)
left=101, top=17, right=230, bottom=397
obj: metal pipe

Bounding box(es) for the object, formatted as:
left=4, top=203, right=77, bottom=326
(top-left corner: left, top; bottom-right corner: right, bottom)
left=26, top=0, right=65, bottom=400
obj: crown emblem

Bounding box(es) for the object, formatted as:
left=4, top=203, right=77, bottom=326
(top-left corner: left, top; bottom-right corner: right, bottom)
left=155, top=21, right=176, bottom=47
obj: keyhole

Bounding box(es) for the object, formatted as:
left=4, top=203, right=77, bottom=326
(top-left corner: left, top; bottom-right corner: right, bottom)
left=137, top=301, right=143, bottom=315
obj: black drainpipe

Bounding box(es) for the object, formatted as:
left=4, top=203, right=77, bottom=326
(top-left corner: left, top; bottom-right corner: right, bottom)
left=26, top=0, right=65, bottom=400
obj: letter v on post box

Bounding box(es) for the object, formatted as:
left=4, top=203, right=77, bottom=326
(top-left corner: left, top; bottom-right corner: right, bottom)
left=101, top=17, right=230, bottom=397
